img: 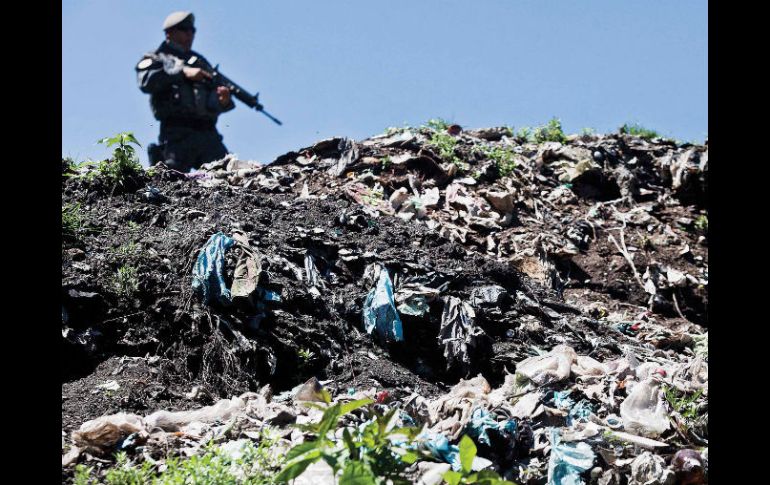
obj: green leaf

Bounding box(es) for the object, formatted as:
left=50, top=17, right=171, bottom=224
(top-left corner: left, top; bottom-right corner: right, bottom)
left=319, top=388, right=333, bottom=404
left=339, top=461, right=377, bottom=485
left=340, top=398, right=374, bottom=415
left=443, top=470, right=462, bottom=485
left=275, top=450, right=322, bottom=482
left=342, top=428, right=358, bottom=458
left=317, top=403, right=343, bottom=438
left=458, top=435, right=477, bottom=474
left=285, top=440, right=320, bottom=461
left=400, top=451, right=418, bottom=464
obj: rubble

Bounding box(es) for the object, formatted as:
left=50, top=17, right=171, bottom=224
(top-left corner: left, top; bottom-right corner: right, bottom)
left=62, top=123, right=708, bottom=483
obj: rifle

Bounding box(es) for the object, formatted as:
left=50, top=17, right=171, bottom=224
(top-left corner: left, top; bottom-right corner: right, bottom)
left=186, top=55, right=282, bottom=126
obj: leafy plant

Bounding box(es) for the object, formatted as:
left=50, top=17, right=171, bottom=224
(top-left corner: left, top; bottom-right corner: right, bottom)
left=694, top=215, right=708, bottom=232
left=664, top=386, right=703, bottom=422
left=442, top=436, right=515, bottom=485
left=95, top=132, right=144, bottom=188
left=513, top=127, right=532, bottom=144
left=483, top=146, right=517, bottom=177
left=380, top=156, right=392, bottom=170
left=424, top=118, right=450, bottom=132
left=113, top=265, right=139, bottom=297
left=532, top=118, right=567, bottom=144
left=277, top=398, right=422, bottom=484
left=619, top=123, right=660, bottom=140
left=62, top=203, right=85, bottom=240
left=581, top=127, right=596, bottom=136
left=75, top=436, right=287, bottom=485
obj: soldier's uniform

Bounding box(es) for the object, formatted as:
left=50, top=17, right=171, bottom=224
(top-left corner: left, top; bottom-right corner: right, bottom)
left=136, top=12, right=235, bottom=172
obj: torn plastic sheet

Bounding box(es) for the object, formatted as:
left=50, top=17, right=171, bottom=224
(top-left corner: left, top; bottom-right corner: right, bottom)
left=396, top=284, right=441, bottom=316
left=230, top=232, right=262, bottom=299
left=192, top=232, right=236, bottom=304
left=547, top=428, right=595, bottom=485
left=304, top=254, right=325, bottom=290
left=417, top=431, right=461, bottom=470
left=439, top=297, right=485, bottom=373
left=466, top=407, right=518, bottom=447
left=362, top=267, right=404, bottom=343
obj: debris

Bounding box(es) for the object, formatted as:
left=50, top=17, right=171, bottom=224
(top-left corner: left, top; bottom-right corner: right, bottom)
left=619, top=378, right=670, bottom=438
left=191, top=232, right=236, bottom=304
left=362, top=266, right=403, bottom=343
left=547, top=428, right=595, bottom=485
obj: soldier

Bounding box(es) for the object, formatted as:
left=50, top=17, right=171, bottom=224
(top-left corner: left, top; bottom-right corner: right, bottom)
left=136, top=12, right=235, bottom=172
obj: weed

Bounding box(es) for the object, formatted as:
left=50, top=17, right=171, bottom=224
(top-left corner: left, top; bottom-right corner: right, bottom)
left=74, top=464, right=95, bottom=485
left=513, top=127, right=532, bottom=144
left=619, top=123, right=660, bottom=140
left=427, top=130, right=466, bottom=169
left=94, top=132, right=144, bottom=188
left=581, top=127, right=596, bottom=136
left=664, top=386, right=703, bottom=422
left=442, top=435, right=515, bottom=485
left=62, top=203, right=85, bottom=240
left=380, top=156, right=392, bottom=170
left=533, top=118, right=567, bottom=144
left=694, top=215, right=708, bottom=231
left=277, top=397, right=423, bottom=484
left=297, top=348, right=316, bottom=372
left=424, top=118, right=450, bottom=132
left=76, top=433, right=286, bottom=485
left=113, top=265, right=139, bottom=297
left=483, top=146, right=517, bottom=177
left=116, top=242, right=137, bottom=256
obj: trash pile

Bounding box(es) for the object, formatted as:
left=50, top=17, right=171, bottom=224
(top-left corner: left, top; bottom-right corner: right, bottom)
left=62, top=123, right=707, bottom=483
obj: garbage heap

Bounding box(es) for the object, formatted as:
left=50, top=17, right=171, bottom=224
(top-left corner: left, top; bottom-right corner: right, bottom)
left=62, top=124, right=708, bottom=484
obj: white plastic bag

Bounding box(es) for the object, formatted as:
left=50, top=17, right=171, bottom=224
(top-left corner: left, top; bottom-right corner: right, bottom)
left=620, top=378, right=670, bottom=437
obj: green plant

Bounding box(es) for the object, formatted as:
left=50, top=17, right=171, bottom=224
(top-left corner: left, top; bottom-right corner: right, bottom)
left=694, top=215, right=708, bottom=231
left=75, top=435, right=287, bottom=485
left=95, top=132, right=144, bottom=188
left=513, top=127, right=532, bottom=144
left=664, top=386, right=703, bottom=422
left=74, top=464, right=95, bottom=485
left=442, top=436, right=515, bottom=485
left=427, top=130, right=466, bottom=169
left=581, top=127, right=596, bottom=136
left=380, top=156, right=392, bottom=170
left=483, top=146, right=517, bottom=177
left=113, top=265, right=139, bottom=297
left=116, top=242, right=137, bottom=256
left=619, top=123, right=660, bottom=140
left=532, top=118, right=567, bottom=144
left=277, top=397, right=422, bottom=484
left=62, top=203, right=85, bottom=239
left=298, top=348, right=316, bottom=367
left=424, top=118, right=450, bottom=132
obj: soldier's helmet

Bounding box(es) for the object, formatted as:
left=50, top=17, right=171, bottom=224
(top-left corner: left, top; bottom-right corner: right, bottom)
left=163, top=11, right=195, bottom=31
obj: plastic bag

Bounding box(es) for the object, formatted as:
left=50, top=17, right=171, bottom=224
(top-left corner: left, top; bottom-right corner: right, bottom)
left=72, top=413, right=147, bottom=454
left=362, top=267, right=403, bottom=343
left=547, top=428, right=595, bottom=485
left=192, top=232, right=235, bottom=304
left=620, top=378, right=670, bottom=437
left=516, top=345, right=577, bottom=386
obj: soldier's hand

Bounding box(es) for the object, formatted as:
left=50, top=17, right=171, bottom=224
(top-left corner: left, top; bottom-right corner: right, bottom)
left=217, top=86, right=232, bottom=107
left=183, top=66, right=212, bottom=81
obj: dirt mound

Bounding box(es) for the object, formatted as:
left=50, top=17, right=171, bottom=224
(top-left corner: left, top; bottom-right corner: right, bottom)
left=62, top=124, right=708, bottom=483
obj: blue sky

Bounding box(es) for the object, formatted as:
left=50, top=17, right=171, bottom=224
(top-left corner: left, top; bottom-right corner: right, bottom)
left=62, top=1, right=708, bottom=166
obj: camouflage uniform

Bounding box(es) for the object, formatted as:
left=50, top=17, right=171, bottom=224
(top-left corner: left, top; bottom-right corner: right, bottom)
left=136, top=41, right=235, bottom=172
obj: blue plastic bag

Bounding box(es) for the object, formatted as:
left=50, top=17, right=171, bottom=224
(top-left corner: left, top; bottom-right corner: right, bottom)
left=417, top=431, right=462, bottom=471
left=192, top=232, right=235, bottom=304
left=466, top=407, right=518, bottom=447
left=362, top=268, right=404, bottom=343
left=547, top=428, right=595, bottom=485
